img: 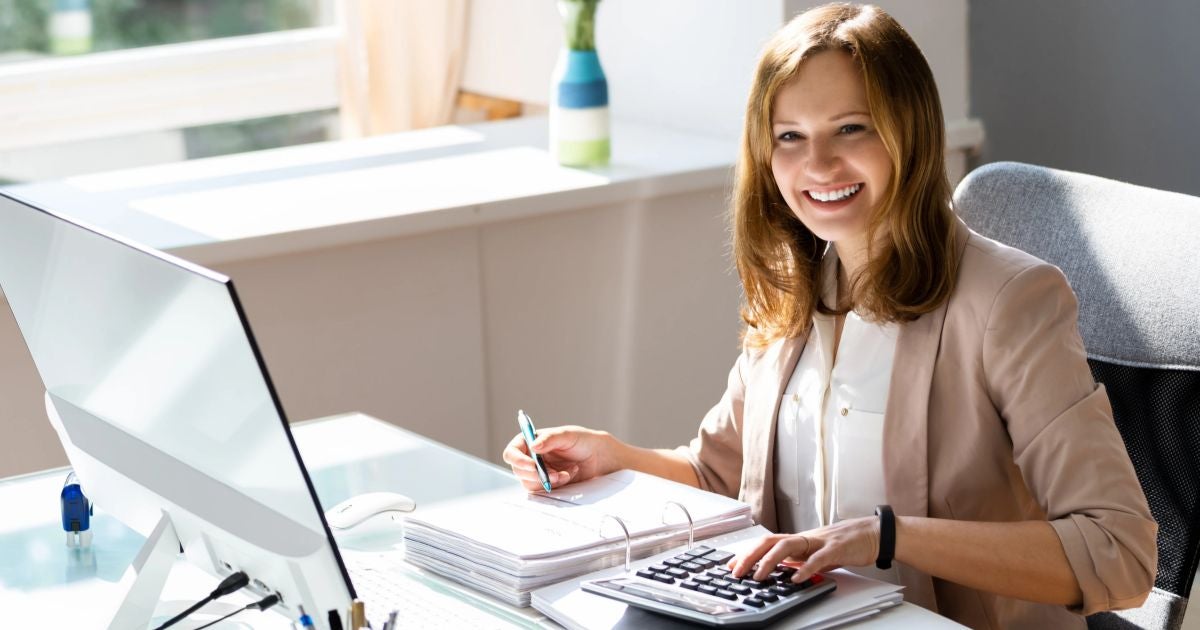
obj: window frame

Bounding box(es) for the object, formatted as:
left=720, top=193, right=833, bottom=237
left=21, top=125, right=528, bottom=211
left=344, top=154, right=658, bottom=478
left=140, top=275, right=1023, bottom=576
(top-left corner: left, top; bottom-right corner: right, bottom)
left=0, top=26, right=340, bottom=153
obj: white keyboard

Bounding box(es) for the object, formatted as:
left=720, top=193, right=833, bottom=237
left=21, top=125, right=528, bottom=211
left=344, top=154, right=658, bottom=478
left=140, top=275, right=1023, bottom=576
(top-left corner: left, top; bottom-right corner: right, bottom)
left=347, top=556, right=541, bottom=629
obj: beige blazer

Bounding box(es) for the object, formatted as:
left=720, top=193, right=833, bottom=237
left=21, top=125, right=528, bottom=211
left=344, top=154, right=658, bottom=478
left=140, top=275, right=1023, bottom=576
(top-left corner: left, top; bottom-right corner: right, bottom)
left=678, top=221, right=1157, bottom=629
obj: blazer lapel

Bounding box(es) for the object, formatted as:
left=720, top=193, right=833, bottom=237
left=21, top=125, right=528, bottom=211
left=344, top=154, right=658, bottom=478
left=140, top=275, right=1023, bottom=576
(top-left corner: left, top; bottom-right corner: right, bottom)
left=883, top=219, right=970, bottom=611
left=743, top=334, right=805, bottom=532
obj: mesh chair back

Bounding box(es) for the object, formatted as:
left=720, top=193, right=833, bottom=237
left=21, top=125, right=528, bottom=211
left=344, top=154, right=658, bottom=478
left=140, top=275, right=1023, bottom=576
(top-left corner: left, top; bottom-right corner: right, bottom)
left=954, top=162, right=1200, bottom=630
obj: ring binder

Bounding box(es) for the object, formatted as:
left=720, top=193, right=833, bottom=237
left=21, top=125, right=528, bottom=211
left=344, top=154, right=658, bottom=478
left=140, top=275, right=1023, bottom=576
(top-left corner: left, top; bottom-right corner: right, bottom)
left=599, top=514, right=633, bottom=573
left=661, top=501, right=695, bottom=550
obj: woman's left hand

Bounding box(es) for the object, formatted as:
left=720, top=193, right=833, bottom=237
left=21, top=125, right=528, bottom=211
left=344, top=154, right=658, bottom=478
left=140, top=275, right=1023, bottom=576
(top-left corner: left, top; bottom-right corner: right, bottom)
left=731, top=516, right=881, bottom=583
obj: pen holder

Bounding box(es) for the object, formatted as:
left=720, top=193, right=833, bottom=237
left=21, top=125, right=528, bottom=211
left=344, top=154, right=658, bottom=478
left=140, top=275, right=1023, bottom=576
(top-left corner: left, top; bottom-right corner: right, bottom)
left=599, top=514, right=632, bottom=573
left=662, top=501, right=696, bottom=550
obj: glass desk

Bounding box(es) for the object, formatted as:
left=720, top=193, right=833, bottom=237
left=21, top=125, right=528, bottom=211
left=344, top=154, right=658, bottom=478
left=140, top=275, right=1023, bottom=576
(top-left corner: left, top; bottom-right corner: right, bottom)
left=0, top=412, right=961, bottom=629
left=0, top=412, right=552, bottom=629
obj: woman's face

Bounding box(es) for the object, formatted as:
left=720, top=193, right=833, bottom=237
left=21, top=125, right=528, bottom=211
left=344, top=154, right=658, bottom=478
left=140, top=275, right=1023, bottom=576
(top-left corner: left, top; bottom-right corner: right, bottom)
left=770, top=50, right=893, bottom=248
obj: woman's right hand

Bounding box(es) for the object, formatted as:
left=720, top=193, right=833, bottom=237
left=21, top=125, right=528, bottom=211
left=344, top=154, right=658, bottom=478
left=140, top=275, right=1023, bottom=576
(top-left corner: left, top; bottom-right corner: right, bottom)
left=502, top=425, right=623, bottom=492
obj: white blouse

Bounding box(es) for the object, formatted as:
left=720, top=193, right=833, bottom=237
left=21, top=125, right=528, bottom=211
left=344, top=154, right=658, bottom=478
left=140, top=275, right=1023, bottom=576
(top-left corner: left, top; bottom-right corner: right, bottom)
left=774, top=248, right=899, bottom=582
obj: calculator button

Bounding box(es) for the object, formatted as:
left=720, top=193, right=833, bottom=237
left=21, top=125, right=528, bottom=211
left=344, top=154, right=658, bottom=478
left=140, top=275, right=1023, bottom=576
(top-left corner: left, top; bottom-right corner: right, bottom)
left=810, top=574, right=825, bottom=584
left=666, top=568, right=689, bottom=579
left=770, top=583, right=799, bottom=595
left=649, top=564, right=670, bottom=573
left=652, top=573, right=675, bottom=584
left=703, top=550, right=735, bottom=564
left=711, top=579, right=731, bottom=589
left=690, top=557, right=717, bottom=570
left=680, top=561, right=703, bottom=572
left=729, top=584, right=751, bottom=595
left=693, top=575, right=712, bottom=585
left=684, top=546, right=715, bottom=557
left=698, top=584, right=718, bottom=596
left=663, top=558, right=685, bottom=568
left=715, top=589, right=738, bottom=601
left=635, top=569, right=656, bottom=580
left=743, top=596, right=765, bottom=608
left=680, top=580, right=700, bottom=591
left=707, top=568, right=731, bottom=578
left=758, top=591, right=779, bottom=603
left=741, top=578, right=773, bottom=589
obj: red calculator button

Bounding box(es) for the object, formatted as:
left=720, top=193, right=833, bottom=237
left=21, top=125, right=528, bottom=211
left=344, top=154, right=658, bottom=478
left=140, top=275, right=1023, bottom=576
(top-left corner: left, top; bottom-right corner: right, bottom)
left=810, top=574, right=824, bottom=584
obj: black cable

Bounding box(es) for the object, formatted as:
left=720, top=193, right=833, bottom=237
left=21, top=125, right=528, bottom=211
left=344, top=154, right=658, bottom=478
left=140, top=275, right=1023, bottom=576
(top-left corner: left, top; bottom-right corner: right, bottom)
left=151, top=571, right=250, bottom=630
left=192, top=593, right=281, bottom=630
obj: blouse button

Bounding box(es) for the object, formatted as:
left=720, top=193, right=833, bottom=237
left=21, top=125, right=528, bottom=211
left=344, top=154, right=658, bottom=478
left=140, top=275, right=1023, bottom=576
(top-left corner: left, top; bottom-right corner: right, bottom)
left=839, top=407, right=849, bottom=416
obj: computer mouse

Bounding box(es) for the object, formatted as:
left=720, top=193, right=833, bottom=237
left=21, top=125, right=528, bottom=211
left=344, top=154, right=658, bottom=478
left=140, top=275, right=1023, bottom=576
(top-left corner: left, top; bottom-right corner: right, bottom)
left=325, top=491, right=416, bottom=530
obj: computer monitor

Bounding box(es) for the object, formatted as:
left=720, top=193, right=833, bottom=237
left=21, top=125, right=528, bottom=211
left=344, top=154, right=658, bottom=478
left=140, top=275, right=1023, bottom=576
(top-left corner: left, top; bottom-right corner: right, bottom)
left=0, top=190, right=354, bottom=628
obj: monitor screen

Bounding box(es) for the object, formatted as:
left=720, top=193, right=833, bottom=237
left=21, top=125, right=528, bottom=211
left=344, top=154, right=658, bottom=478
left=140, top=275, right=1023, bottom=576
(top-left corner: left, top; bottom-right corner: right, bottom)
left=0, top=190, right=353, bottom=627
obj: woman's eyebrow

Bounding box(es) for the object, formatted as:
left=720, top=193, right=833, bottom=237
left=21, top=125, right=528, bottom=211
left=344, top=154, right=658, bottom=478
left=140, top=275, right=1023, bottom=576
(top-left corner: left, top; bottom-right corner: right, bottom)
left=772, top=111, right=871, bottom=126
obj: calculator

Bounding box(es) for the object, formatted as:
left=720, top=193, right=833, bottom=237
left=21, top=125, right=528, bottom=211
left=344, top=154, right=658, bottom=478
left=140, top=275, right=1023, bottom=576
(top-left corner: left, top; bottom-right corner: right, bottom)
left=582, top=545, right=835, bottom=628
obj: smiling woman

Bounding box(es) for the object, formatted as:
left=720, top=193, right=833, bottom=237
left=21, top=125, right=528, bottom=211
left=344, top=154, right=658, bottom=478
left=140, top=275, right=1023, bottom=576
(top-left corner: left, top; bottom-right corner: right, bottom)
left=503, top=4, right=1156, bottom=628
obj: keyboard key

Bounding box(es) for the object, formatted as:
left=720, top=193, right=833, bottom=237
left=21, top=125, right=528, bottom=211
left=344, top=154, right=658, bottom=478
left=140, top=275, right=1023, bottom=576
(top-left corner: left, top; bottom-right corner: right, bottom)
left=729, top=584, right=751, bottom=595
left=703, top=550, right=735, bottom=564
left=711, top=579, right=731, bottom=589
left=690, top=557, right=717, bottom=569
left=636, top=569, right=656, bottom=580
left=684, top=546, right=715, bottom=558
left=759, top=592, right=779, bottom=603
left=743, top=596, right=765, bottom=608
left=680, top=580, right=700, bottom=591
left=698, top=584, right=718, bottom=595
left=649, top=564, right=670, bottom=573
left=680, top=561, right=703, bottom=572
left=652, top=573, right=676, bottom=584
left=692, top=575, right=712, bottom=585
left=715, top=589, right=738, bottom=601
left=666, top=568, right=689, bottom=579
left=707, top=568, right=731, bottom=578
left=741, top=578, right=773, bottom=589
left=663, top=557, right=685, bottom=568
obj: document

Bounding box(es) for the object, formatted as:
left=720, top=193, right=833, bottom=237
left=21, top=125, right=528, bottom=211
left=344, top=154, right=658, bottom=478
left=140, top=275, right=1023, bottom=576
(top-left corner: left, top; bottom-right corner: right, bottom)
left=402, top=469, right=754, bottom=606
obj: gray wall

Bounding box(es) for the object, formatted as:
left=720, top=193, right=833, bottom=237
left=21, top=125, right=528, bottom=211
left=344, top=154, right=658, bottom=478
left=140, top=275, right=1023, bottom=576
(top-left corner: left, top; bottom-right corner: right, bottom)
left=969, top=0, right=1200, bottom=196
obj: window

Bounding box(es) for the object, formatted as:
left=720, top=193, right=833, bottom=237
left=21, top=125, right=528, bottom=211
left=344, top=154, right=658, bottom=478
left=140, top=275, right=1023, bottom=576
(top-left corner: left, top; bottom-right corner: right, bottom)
left=0, top=0, right=338, bottom=183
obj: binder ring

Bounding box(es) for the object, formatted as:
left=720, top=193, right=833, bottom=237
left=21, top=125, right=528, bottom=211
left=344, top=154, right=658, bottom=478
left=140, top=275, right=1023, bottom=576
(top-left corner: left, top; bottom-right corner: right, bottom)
left=600, top=514, right=633, bottom=573
left=662, top=501, right=695, bottom=550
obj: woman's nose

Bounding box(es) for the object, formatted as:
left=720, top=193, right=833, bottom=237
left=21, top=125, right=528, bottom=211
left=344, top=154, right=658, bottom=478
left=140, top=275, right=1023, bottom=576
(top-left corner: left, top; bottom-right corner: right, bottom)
left=804, top=139, right=839, bottom=179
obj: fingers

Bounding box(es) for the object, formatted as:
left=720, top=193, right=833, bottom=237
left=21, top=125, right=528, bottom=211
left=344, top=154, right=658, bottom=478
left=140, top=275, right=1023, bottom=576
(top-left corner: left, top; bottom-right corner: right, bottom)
left=729, top=534, right=787, bottom=578
left=502, top=431, right=581, bottom=492
left=754, top=536, right=817, bottom=581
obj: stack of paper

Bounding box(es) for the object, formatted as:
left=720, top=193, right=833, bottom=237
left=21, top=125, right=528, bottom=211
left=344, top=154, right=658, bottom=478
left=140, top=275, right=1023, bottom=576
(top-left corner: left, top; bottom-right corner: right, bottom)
left=402, top=470, right=755, bottom=607
left=531, top=526, right=906, bottom=630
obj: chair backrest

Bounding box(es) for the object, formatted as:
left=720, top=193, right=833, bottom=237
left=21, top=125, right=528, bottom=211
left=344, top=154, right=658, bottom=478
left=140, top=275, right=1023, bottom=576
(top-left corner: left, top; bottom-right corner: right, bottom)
left=954, top=162, right=1200, bottom=630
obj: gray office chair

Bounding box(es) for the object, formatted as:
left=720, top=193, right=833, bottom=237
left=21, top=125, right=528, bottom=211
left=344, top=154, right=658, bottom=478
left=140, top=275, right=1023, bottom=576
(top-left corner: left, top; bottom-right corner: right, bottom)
left=954, top=161, right=1200, bottom=630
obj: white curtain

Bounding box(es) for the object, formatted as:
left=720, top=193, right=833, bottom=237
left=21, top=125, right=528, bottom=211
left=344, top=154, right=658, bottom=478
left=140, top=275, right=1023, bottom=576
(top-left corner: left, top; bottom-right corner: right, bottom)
left=337, top=0, right=469, bottom=137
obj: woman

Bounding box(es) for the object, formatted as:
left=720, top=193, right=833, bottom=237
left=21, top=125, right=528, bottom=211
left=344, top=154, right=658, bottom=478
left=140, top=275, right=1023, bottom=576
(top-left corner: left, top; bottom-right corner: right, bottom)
left=502, top=4, right=1156, bottom=627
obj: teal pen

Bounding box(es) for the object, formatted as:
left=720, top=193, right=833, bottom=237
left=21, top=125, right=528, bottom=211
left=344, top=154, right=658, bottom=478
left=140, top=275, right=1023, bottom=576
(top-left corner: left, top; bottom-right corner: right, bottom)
left=517, top=410, right=553, bottom=492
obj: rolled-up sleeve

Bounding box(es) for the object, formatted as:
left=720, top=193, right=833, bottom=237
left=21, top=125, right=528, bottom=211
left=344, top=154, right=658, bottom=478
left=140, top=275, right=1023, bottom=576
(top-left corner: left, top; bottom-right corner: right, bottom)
left=676, top=348, right=750, bottom=499
left=984, top=263, right=1158, bottom=615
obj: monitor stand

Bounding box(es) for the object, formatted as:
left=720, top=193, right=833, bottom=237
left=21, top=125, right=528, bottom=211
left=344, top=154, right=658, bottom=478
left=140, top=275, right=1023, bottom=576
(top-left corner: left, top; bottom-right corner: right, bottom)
left=109, top=511, right=182, bottom=630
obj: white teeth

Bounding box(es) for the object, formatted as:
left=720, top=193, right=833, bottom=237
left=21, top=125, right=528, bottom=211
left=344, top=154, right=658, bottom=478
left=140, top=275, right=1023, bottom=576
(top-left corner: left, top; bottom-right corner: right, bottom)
left=809, top=183, right=862, bottom=202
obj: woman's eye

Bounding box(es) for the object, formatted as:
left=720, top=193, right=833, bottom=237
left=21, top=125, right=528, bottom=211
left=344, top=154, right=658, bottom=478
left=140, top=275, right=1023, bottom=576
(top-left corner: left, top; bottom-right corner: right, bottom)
left=839, top=124, right=866, bottom=135
left=776, top=131, right=802, bottom=142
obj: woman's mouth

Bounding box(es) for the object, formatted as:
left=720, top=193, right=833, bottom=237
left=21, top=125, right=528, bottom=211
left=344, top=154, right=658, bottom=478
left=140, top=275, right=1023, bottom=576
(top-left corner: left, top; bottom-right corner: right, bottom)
left=804, top=183, right=863, bottom=205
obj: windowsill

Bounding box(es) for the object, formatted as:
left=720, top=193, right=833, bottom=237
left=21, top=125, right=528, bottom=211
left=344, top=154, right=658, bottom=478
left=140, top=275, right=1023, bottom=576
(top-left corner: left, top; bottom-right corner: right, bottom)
left=6, top=115, right=983, bottom=266
left=7, top=116, right=737, bottom=265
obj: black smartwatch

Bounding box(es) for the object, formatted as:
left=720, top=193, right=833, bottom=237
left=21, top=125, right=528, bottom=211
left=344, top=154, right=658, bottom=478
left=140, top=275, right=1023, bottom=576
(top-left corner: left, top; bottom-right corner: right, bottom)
left=875, top=504, right=895, bottom=570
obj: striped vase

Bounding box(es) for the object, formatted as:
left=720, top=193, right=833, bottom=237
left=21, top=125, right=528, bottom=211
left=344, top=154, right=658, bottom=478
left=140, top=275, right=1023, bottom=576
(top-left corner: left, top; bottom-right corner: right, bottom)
left=550, top=3, right=610, bottom=167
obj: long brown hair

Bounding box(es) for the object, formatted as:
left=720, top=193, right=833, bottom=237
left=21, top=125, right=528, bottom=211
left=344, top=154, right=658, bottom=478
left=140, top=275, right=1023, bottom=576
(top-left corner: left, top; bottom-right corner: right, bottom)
left=734, top=3, right=958, bottom=348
